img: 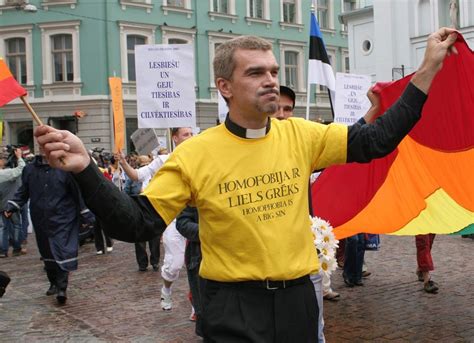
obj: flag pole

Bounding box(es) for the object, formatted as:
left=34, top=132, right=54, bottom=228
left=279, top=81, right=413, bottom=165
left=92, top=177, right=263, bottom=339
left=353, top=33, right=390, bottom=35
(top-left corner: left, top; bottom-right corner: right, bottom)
left=305, top=80, right=311, bottom=121
left=327, top=89, right=335, bottom=121
left=20, top=96, right=43, bottom=126
left=306, top=1, right=317, bottom=121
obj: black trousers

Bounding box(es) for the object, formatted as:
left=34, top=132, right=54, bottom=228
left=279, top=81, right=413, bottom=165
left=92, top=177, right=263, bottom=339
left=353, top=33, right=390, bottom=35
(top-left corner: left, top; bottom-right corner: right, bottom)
left=134, top=236, right=160, bottom=268
left=45, top=263, right=69, bottom=291
left=201, top=275, right=318, bottom=343
left=94, top=221, right=113, bottom=252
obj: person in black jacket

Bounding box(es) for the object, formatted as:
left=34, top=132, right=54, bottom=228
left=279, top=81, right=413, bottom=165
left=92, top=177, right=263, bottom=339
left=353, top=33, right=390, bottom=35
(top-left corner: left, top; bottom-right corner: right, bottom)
left=176, top=206, right=202, bottom=337
left=5, top=155, right=85, bottom=305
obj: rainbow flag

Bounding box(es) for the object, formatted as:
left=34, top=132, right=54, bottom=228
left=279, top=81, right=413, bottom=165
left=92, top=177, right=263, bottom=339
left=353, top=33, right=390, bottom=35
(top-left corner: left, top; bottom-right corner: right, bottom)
left=312, top=34, right=474, bottom=239
left=0, top=58, right=27, bottom=107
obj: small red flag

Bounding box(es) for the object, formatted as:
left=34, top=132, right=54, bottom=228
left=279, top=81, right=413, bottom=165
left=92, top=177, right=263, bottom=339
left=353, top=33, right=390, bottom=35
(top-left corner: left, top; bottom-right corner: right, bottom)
left=0, top=58, right=27, bottom=107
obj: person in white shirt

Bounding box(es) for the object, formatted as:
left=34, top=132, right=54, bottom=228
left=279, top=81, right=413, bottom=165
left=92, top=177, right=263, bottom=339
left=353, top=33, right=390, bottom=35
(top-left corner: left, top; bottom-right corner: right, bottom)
left=117, top=127, right=193, bottom=310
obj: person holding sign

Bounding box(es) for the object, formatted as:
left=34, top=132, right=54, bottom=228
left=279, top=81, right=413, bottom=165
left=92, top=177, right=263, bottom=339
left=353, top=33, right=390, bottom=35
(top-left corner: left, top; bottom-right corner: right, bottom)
left=117, top=127, right=192, bottom=310
left=35, top=28, right=457, bottom=341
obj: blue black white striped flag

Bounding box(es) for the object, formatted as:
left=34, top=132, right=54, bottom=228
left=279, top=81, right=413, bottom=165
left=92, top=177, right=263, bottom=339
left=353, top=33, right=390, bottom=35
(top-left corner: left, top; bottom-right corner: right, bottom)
left=308, top=11, right=336, bottom=107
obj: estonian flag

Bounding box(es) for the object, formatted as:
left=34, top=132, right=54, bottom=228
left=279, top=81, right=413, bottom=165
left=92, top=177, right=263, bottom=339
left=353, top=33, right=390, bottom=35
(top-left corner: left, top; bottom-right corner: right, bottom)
left=308, top=12, right=336, bottom=107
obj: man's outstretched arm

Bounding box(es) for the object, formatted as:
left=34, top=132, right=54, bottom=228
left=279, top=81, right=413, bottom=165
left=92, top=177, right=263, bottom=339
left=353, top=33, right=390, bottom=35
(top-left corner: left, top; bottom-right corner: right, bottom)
left=35, top=126, right=167, bottom=243
left=346, top=27, right=457, bottom=163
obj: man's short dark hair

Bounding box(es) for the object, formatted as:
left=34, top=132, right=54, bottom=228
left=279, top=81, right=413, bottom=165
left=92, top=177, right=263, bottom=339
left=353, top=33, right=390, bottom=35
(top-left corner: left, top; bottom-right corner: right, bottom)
left=280, top=86, right=296, bottom=109
left=171, top=128, right=180, bottom=136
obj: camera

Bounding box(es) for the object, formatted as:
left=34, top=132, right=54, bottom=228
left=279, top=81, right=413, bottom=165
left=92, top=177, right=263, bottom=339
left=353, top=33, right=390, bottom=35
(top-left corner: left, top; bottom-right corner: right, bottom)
left=5, top=144, right=21, bottom=168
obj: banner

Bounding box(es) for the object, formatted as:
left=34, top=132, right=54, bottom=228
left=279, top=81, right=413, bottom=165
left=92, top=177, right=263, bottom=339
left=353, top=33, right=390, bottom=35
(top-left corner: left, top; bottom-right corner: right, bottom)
left=108, top=77, right=125, bottom=152
left=135, top=44, right=196, bottom=129
left=334, top=73, right=372, bottom=125
left=130, top=128, right=160, bottom=156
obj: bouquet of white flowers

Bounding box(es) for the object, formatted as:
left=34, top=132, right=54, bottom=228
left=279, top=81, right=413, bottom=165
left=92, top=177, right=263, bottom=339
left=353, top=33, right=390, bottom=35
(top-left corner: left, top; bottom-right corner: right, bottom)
left=310, top=216, right=339, bottom=288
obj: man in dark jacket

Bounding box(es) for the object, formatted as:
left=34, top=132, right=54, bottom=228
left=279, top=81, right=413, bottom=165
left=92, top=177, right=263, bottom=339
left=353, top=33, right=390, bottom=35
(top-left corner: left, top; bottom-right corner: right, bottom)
left=176, top=206, right=202, bottom=337
left=5, top=155, right=84, bottom=304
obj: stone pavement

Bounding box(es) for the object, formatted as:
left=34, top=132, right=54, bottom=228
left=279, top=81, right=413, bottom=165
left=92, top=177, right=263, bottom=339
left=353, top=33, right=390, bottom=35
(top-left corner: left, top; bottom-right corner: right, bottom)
left=1, top=233, right=474, bottom=342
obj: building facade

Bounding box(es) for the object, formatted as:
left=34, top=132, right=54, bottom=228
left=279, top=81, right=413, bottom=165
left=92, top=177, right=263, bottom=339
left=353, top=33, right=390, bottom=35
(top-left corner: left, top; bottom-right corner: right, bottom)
left=0, top=0, right=349, bottom=153
left=340, top=0, right=474, bottom=83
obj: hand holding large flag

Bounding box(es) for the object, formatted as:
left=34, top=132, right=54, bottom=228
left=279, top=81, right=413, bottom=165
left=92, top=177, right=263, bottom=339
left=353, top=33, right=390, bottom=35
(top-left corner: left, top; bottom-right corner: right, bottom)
left=0, top=58, right=43, bottom=125
left=312, top=34, right=474, bottom=239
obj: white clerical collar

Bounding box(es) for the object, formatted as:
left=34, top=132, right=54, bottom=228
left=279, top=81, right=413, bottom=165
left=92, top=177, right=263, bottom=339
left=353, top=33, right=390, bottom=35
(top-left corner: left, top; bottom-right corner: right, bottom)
left=224, top=114, right=271, bottom=139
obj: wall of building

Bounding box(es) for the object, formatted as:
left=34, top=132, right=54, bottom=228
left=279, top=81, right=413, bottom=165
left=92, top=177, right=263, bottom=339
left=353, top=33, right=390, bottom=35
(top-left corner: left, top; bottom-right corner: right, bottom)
left=0, top=0, right=349, bottom=153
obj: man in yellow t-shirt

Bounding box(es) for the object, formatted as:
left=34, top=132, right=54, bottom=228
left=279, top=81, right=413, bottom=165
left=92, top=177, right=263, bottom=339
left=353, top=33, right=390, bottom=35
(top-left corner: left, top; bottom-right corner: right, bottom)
left=36, top=28, right=457, bottom=342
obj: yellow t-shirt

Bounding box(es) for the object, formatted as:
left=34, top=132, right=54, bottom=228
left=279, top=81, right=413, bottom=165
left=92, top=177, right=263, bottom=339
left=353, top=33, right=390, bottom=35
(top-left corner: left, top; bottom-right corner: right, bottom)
left=143, top=117, right=347, bottom=281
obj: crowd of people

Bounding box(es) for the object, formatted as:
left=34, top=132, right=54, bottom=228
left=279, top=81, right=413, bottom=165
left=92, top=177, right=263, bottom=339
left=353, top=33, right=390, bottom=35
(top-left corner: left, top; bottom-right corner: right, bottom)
left=0, top=26, right=464, bottom=341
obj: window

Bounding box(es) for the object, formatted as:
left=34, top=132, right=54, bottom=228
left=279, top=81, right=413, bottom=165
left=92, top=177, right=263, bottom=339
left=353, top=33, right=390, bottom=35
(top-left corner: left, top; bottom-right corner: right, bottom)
left=416, top=0, right=432, bottom=36
left=342, top=0, right=357, bottom=12
left=5, top=38, right=26, bottom=85
left=168, top=38, right=188, bottom=44
left=162, top=0, right=192, bottom=17
left=317, top=0, right=329, bottom=29
left=119, top=22, right=156, bottom=85
left=249, top=0, right=263, bottom=18
left=279, top=42, right=304, bottom=92
left=0, top=25, right=34, bottom=93
left=127, top=35, right=146, bottom=82
left=283, top=0, right=295, bottom=23
left=51, top=34, right=73, bottom=82
left=120, top=0, right=153, bottom=12
left=212, top=0, right=228, bottom=13
left=167, top=0, right=184, bottom=7
left=284, top=51, right=298, bottom=89
left=39, top=20, right=81, bottom=89
left=342, top=50, right=350, bottom=73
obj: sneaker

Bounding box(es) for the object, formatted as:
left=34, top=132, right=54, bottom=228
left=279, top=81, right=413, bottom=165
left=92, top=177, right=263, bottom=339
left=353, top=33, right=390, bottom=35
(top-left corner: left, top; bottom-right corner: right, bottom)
left=323, top=290, right=340, bottom=301
left=106, top=246, right=113, bottom=253
left=0, top=253, right=7, bottom=258
left=96, top=250, right=104, bottom=255
left=362, top=271, right=371, bottom=278
left=161, top=292, right=173, bottom=311
left=152, top=264, right=159, bottom=272
left=20, top=248, right=27, bottom=255
left=424, top=280, right=439, bottom=294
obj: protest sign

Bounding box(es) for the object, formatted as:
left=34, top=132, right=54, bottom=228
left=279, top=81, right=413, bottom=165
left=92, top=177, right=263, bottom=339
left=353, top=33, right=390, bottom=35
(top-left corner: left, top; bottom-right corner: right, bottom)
left=109, top=77, right=125, bottom=152
left=135, top=44, right=196, bottom=128
left=131, top=128, right=160, bottom=156
left=334, top=73, right=372, bottom=125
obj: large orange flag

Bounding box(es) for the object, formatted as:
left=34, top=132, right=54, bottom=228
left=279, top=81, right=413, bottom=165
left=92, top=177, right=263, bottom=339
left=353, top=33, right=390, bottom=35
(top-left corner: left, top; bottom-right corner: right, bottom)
left=0, top=58, right=27, bottom=107
left=312, top=34, right=474, bottom=239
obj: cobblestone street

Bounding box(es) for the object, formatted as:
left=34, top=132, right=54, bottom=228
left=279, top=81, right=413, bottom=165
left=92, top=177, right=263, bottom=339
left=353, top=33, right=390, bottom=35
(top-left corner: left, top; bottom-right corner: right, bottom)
left=1, top=233, right=473, bottom=342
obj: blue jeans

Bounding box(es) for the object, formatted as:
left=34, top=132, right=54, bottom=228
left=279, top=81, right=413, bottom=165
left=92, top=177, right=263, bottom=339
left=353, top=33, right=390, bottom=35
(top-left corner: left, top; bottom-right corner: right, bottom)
left=344, top=233, right=366, bottom=283
left=0, top=213, right=21, bottom=254
left=20, top=205, right=29, bottom=243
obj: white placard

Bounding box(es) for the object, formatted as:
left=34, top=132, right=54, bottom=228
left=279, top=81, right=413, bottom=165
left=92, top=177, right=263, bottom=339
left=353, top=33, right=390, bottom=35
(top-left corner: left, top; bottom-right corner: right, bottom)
left=130, top=128, right=160, bottom=156
left=135, top=44, right=196, bottom=128
left=334, top=72, right=372, bottom=125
